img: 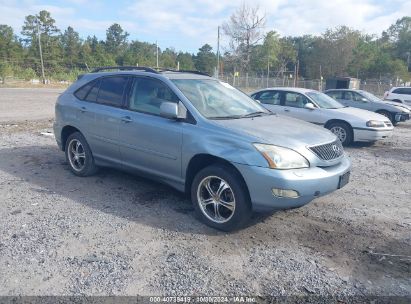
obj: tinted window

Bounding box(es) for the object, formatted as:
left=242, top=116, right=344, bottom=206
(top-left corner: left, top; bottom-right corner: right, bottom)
left=326, top=91, right=343, bottom=100
left=343, top=91, right=354, bottom=101
left=129, top=78, right=178, bottom=115
left=74, top=81, right=94, bottom=100
left=258, top=91, right=281, bottom=105
left=85, top=80, right=100, bottom=102
left=392, top=88, right=411, bottom=95
left=284, top=92, right=310, bottom=108
left=97, top=76, right=129, bottom=107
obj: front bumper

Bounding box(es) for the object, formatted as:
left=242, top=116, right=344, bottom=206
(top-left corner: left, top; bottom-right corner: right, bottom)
left=353, top=127, right=393, bottom=142
left=395, top=113, right=410, bottom=122
left=234, top=156, right=351, bottom=212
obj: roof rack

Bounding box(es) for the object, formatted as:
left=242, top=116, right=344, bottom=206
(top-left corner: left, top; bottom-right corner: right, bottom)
left=156, top=68, right=210, bottom=77
left=90, top=66, right=211, bottom=77
left=91, top=66, right=159, bottom=73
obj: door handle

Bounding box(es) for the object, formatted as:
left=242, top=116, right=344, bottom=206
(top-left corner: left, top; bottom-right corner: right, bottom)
left=80, top=106, right=87, bottom=113
left=284, top=109, right=290, bottom=112
left=121, top=116, right=132, bottom=123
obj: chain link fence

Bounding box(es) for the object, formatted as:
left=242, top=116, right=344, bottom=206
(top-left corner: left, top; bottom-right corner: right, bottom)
left=219, top=75, right=395, bottom=97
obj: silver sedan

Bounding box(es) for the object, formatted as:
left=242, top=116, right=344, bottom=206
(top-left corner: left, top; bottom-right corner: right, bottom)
left=251, top=87, right=394, bottom=146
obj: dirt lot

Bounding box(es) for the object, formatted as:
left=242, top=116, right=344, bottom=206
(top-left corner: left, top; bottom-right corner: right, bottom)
left=0, top=88, right=410, bottom=298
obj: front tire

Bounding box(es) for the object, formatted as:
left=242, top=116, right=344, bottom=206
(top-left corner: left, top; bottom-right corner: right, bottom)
left=191, top=164, right=251, bottom=231
left=65, top=132, right=97, bottom=177
left=327, top=122, right=353, bottom=146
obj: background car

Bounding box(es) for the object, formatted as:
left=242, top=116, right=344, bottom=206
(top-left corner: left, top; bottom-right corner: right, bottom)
left=325, top=89, right=410, bottom=125
left=251, top=87, right=394, bottom=146
left=384, top=87, right=411, bottom=105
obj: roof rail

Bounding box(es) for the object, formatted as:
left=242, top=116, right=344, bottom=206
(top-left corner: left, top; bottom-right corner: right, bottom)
left=156, top=68, right=210, bottom=77
left=91, top=66, right=159, bottom=73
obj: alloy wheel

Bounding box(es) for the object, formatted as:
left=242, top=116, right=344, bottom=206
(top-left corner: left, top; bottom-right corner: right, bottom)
left=197, top=176, right=236, bottom=224
left=330, top=126, right=347, bottom=143
left=67, top=139, right=86, bottom=172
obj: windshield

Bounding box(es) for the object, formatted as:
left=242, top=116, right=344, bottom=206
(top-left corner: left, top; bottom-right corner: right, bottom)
left=306, top=91, right=345, bottom=109
left=360, top=91, right=382, bottom=102
left=172, top=79, right=270, bottom=119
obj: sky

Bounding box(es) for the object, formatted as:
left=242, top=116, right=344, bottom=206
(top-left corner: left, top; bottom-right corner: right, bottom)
left=1, top=0, right=410, bottom=53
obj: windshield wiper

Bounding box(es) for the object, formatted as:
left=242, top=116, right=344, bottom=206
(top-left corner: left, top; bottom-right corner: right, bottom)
left=208, top=115, right=243, bottom=120
left=241, top=111, right=271, bottom=118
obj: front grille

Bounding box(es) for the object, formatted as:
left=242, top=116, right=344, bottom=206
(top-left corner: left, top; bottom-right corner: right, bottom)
left=309, top=140, right=344, bottom=161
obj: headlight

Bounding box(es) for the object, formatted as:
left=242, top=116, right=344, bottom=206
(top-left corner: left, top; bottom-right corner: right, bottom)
left=253, top=143, right=309, bottom=169
left=366, top=120, right=385, bottom=128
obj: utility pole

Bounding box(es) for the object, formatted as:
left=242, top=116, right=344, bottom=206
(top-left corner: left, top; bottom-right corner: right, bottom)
left=216, top=26, right=220, bottom=79
left=266, top=57, right=270, bottom=87
left=156, top=40, right=159, bottom=68
left=37, top=22, right=45, bottom=84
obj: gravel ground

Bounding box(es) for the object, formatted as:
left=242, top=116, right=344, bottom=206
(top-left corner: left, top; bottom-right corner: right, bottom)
left=0, top=88, right=410, bottom=298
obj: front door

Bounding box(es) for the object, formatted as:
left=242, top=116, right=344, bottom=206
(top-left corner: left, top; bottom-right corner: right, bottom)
left=118, top=76, right=184, bottom=183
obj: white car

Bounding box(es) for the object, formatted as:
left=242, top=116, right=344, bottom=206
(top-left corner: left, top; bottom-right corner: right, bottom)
left=384, top=87, right=411, bottom=106
left=251, top=87, right=394, bottom=146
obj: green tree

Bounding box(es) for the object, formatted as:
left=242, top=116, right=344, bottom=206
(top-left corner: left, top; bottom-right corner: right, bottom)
left=122, top=40, right=156, bottom=66
left=0, top=62, right=13, bottom=83
left=105, top=23, right=129, bottom=58
left=0, top=25, right=23, bottom=64
left=176, top=52, right=195, bottom=70
left=61, top=26, right=81, bottom=66
left=194, top=44, right=216, bottom=75
left=21, top=10, right=62, bottom=75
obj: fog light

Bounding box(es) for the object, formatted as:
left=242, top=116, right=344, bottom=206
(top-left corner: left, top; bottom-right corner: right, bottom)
left=272, top=188, right=300, bottom=198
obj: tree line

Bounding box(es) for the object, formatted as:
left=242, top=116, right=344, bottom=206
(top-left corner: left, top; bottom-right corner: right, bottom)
left=0, top=7, right=410, bottom=83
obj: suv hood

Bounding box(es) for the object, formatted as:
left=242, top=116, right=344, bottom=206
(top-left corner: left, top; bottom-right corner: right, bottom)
left=331, top=107, right=388, bottom=121
left=211, top=114, right=336, bottom=148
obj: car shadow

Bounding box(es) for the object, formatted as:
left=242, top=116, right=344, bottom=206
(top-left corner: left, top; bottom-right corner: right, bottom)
left=1, top=143, right=410, bottom=285
left=0, top=144, right=275, bottom=236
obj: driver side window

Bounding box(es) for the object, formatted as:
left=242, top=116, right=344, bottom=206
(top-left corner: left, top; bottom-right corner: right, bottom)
left=284, top=92, right=310, bottom=108
left=129, top=78, right=178, bottom=115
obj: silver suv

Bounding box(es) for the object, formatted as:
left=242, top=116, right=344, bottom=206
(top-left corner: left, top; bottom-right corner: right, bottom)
left=54, top=67, right=351, bottom=231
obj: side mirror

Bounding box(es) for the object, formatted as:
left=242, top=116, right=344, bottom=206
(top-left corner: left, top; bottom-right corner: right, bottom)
left=360, top=97, right=368, bottom=102
left=304, top=103, right=316, bottom=110
left=160, top=101, right=187, bottom=120
left=255, top=99, right=261, bottom=104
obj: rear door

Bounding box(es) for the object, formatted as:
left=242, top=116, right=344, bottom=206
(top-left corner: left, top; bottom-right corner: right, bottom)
left=118, top=76, right=184, bottom=182
left=75, top=75, right=129, bottom=164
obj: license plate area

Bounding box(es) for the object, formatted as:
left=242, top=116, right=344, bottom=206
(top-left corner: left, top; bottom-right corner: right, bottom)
left=338, top=171, right=350, bottom=189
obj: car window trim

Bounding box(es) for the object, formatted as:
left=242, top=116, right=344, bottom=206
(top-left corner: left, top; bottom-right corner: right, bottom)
left=125, top=75, right=196, bottom=124
left=74, top=75, right=131, bottom=109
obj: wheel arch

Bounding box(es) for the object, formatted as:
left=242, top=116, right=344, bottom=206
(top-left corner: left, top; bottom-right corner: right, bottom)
left=61, top=125, right=82, bottom=151
left=324, top=119, right=354, bottom=139
left=184, top=154, right=250, bottom=199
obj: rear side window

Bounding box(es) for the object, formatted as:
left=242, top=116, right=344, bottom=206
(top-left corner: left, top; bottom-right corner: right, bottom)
left=326, top=91, right=343, bottom=100
left=258, top=91, right=281, bottom=105
left=393, top=88, right=411, bottom=95
left=74, top=81, right=94, bottom=100
left=97, top=76, right=129, bottom=107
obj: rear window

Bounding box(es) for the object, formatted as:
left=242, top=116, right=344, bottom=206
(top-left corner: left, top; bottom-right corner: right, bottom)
left=74, top=81, right=94, bottom=100
left=96, top=76, right=129, bottom=107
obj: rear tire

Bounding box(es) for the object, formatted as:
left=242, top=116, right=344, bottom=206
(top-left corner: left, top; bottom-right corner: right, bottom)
left=326, top=122, right=353, bottom=146
left=191, top=164, right=251, bottom=231
left=65, top=132, right=98, bottom=177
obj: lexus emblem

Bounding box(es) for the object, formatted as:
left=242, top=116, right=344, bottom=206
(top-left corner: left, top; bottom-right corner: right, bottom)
left=332, top=144, right=341, bottom=153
